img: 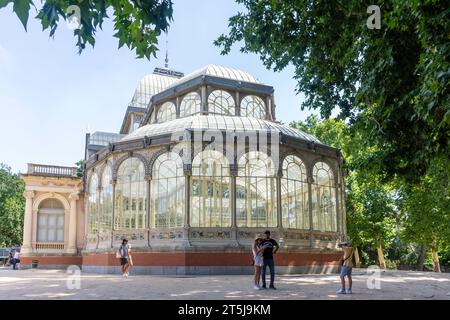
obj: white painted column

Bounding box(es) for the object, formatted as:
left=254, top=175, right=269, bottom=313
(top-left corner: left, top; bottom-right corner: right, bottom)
left=21, top=191, right=35, bottom=254
left=67, top=192, right=79, bottom=254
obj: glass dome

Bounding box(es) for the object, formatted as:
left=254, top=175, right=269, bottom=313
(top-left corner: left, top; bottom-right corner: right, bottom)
left=130, top=73, right=179, bottom=108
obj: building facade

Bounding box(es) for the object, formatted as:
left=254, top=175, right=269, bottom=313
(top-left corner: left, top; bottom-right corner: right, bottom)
left=21, top=65, right=347, bottom=274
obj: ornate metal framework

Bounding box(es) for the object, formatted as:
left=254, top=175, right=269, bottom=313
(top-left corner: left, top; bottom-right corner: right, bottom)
left=84, top=65, right=346, bottom=250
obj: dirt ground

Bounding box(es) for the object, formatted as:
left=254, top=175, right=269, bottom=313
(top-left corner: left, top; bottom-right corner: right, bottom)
left=0, top=267, right=449, bottom=300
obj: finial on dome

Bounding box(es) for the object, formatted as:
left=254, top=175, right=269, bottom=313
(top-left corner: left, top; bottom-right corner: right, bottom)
left=164, top=32, right=169, bottom=68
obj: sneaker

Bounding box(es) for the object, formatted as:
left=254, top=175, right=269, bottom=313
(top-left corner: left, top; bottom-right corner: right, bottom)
left=346, top=289, right=352, bottom=294
left=261, top=285, right=266, bottom=289
left=336, top=289, right=346, bottom=294
left=253, top=285, right=260, bottom=290
left=269, top=286, right=277, bottom=290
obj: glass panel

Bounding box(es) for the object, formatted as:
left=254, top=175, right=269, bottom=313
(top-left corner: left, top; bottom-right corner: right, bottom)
left=38, top=214, right=47, bottom=226
left=48, top=215, right=56, bottom=227
left=281, top=155, right=309, bottom=229
left=57, top=229, right=64, bottom=242
left=207, top=90, right=235, bottom=116
left=236, top=151, right=277, bottom=227
left=37, top=228, right=46, bottom=242
left=57, top=215, right=64, bottom=227
left=240, top=95, right=265, bottom=119
left=115, top=158, right=147, bottom=230
left=47, top=229, right=56, bottom=242
left=88, top=174, right=99, bottom=233
left=191, top=150, right=231, bottom=227
left=99, top=166, right=113, bottom=232
left=180, top=92, right=201, bottom=117
left=157, top=102, right=176, bottom=123
left=151, top=152, right=185, bottom=228
left=311, top=162, right=337, bottom=232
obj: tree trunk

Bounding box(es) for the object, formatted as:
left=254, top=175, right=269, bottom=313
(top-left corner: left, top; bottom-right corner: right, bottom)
left=430, top=239, right=441, bottom=273
left=416, top=244, right=425, bottom=271
left=354, top=245, right=361, bottom=268
left=377, top=241, right=386, bottom=269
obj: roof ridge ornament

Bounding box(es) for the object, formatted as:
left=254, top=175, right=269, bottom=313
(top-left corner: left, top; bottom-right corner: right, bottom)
left=165, top=31, right=169, bottom=69
left=151, top=32, right=184, bottom=79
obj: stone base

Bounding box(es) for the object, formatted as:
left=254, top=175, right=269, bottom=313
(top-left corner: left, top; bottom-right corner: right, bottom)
left=81, top=250, right=341, bottom=275
left=20, top=255, right=82, bottom=269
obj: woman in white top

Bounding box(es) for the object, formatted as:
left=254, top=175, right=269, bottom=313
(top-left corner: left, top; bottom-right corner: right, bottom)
left=252, top=237, right=268, bottom=290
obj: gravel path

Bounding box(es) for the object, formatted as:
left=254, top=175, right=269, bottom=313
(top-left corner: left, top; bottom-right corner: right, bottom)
left=0, top=268, right=449, bottom=300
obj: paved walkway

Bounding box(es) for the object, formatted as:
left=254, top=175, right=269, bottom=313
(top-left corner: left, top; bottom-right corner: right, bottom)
left=0, top=268, right=449, bottom=300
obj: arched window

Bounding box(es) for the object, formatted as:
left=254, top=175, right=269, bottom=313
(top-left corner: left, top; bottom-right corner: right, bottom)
left=191, top=150, right=231, bottom=227
left=311, top=162, right=337, bottom=232
left=151, top=152, right=185, bottom=228
left=115, top=158, right=147, bottom=229
left=88, top=174, right=99, bottom=233
left=281, top=155, right=309, bottom=229
left=240, top=95, right=265, bottom=119
left=148, top=109, right=156, bottom=124
left=37, top=198, right=65, bottom=242
left=208, top=90, right=235, bottom=115
left=157, top=102, right=176, bottom=122
left=180, top=92, right=201, bottom=117
left=236, top=151, right=277, bottom=227
left=99, top=166, right=113, bottom=232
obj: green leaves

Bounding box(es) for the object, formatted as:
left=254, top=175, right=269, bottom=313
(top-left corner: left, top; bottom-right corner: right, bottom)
left=0, top=164, right=25, bottom=247
left=0, top=0, right=12, bottom=9
left=218, top=0, right=449, bottom=183
left=13, top=0, right=32, bottom=31
left=1, top=0, right=174, bottom=59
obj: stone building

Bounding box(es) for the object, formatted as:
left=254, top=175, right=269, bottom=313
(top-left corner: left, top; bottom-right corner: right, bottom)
left=20, top=65, right=346, bottom=274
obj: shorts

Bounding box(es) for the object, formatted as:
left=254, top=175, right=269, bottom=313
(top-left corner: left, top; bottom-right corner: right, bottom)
left=340, top=266, right=352, bottom=277
left=253, top=256, right=264, bottom=267
left=120, top=258, right=128, bottom=266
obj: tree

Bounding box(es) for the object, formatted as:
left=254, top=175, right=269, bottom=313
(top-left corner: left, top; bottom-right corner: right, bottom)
left=0, top=0, right=173, bottom=59
left=291, top=115, right=398, bottom=269
left=400, top=155, right=450, bottom=272
left=216, top=0, right=449, bottom=182
left=0, top=164, right=25, bottom=247
left=76, top=159, right=84, bottom=178
left=346, top=172, right=398, bottom=269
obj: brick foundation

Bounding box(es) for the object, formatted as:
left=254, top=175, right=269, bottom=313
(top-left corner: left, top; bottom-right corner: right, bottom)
left=81, top=250, right=341, bottom=275
left=20, top=255, right=82, bottom=269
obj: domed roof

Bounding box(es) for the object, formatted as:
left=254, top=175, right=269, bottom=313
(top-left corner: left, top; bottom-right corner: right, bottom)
left=130, top=73, right=179, bottom=108
left=183, top=64, right=260, bottom=84
left=120, top=114, right=321, bottom=144
left=129, top=65, right=259, bottom=109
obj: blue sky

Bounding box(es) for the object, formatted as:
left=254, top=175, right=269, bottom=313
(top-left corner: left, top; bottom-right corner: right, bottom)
left=0, top=0, right=316, bottom=173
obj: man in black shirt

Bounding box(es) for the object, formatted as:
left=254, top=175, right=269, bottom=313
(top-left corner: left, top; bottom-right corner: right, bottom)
left=260, top=230, right=279, bottom=289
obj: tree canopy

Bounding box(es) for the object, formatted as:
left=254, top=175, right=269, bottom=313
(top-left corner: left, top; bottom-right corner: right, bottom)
left=216, top=0, right=449, bottom=182
left=292, top=115, right=450, bottom=270
left=0, top=0, right=174, bottom=59
left=0, top=164, right=25, bottom=247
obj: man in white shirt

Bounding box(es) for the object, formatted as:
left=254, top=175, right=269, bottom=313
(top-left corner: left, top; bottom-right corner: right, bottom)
left=12, top=250, right=20, bottom=270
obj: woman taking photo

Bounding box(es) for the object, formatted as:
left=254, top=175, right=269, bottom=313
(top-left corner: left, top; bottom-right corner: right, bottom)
left=252, top=237, right=268, bottom=290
